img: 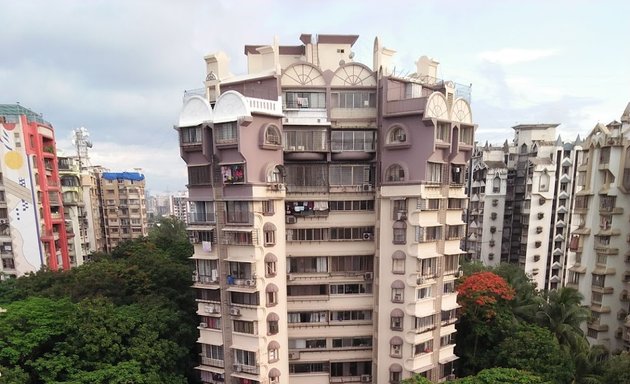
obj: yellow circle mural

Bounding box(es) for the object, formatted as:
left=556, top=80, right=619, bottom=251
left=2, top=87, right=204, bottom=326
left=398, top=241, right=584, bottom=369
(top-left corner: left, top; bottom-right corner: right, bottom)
left=4, top=151, right=24, bottom=169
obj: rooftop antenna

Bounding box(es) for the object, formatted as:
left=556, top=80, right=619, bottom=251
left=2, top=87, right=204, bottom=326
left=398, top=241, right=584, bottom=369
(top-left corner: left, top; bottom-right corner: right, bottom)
left=72, top=127, right=93, bottom=170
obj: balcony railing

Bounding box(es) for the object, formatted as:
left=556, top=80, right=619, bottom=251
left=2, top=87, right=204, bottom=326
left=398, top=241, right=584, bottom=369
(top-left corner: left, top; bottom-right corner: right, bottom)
left=188, top=212, right=216, bottom=224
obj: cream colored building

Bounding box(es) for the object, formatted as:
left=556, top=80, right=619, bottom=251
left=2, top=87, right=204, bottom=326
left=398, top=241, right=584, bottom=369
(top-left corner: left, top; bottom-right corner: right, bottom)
left=179, top=34, right=474, bottom=384
left=567, top=102, right=630, bottom=352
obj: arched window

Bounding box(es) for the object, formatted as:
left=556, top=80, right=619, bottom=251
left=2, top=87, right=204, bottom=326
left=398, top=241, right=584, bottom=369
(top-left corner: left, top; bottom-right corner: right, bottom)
left=388, top=126, right=407, bottom=144
left=266, top=313, right=279, bottom=335
left=264, top=124, right=282, bottom=146
left=268, top=341, right=280, bottom=363
left=263, top=223, right=277, bottom=246
left=386, top=164, right=405, bottom=182
left=389, top=364, right=403, bottom=383
left=520, top=143, right=528, bottom=154
left=390, top=308, right=404, bottom=330
left=267, top=165, right=284, bottom=183
left=265, top=253, right=278, bottom=277
left=269, top=368, right=281, bottom=384
left=539, top=171, right=550, bottom=192
left=390, top=336, right=403, bottom=358
left=492, top=175, right=501, bottom=193
left=393, top=221, right=407, bottom=244
left=391, top=280, right=405, bottom=303
left=392, top=250, right=406, bottom=274
left=266, top=284, right=279, bottom=307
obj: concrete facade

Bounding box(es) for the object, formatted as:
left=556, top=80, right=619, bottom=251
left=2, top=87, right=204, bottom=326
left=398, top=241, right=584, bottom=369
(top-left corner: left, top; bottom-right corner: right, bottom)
left=179, top=34, right=474, bottom=384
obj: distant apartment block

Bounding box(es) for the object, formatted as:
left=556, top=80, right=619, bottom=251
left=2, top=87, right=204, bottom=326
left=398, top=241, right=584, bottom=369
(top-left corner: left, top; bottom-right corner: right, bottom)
left=177, top=34, right=474, bottom=384
left=98, top=171, right=148, bottom=253
left=170, top=191, right=189, bottom=223
left=567, top=103, right=630, bottom=352
left=0, top=104, right=70, bottom=277
left=467, top=124, right=583, bottom=290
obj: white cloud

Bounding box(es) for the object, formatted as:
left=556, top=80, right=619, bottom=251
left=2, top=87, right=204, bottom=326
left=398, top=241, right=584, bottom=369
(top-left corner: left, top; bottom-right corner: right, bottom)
left=478, top=48, right=557, bottom=65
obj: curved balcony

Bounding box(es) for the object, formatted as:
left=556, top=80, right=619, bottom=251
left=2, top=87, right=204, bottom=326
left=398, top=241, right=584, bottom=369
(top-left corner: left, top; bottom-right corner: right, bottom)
left=404, top=351, right=434, bottom=372
left=406, top=297, right=436, bottom=317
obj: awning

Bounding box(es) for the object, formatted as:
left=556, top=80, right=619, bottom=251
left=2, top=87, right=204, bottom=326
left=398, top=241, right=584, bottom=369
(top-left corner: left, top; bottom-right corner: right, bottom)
left=392, top=250, right=406, bottom=260
left=439, top=354, right=460, bottom=364
left=222, top=227, right=253, bottom=232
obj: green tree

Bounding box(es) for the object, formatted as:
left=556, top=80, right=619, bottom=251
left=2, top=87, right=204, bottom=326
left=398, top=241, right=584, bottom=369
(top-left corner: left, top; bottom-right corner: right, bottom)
left=536, top=287, right=590, bottom=354
left=493, top=263, right=542, bottom=323
left=600, top=352, right=630, bottom=384
left=494, top=323, right=574, bottom=384
left=148, top=216, right=193, bottom=262
left=401, top=374, right=433, bottom=384
left=454, top=367, right=551, bottom=384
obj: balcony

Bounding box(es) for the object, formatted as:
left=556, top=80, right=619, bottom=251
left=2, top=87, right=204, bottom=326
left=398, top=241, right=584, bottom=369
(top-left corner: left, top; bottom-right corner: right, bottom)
left=188, top=212, right=216, bottom=224
left=233, top=363, right=259, bottom=375
left=200, top=356, right=224, bottom=368
left=385, top=97, right=428, bottom=116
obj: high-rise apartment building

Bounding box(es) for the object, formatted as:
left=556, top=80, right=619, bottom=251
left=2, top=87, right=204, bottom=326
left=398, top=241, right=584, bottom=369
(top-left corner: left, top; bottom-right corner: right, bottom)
left=98, top=171, right=148, bottom=253
left=171, top=191, right=189, bottom=223
left=0, top=104, right=70, bottom=277
left=178, top=34, right=474, bottom=384
left=567, top=103, right=630, bottom=352
left=467, top=125, right=582, bottom=290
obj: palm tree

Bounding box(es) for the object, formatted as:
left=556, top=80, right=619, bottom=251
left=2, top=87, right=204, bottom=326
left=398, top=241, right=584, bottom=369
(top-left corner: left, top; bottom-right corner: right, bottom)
left=573, top=345, right=608, bottom=384
left=536, top=287, right=590, bottom=354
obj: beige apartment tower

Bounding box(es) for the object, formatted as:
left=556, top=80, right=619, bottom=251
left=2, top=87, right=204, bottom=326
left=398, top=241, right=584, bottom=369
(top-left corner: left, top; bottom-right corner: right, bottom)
left=179, top=34, right=474, bottom=384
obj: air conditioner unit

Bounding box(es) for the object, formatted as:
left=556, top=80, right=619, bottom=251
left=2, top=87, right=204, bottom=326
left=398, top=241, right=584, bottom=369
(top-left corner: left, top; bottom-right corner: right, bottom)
left=230, top=307, right=241, bottom=316
left=396, top=211, right=407, bottom=220
left=204, top=305, right=216, bottom=314
left=199, top=322, right=207, bottom=328
left=245, top=279, right=256, bottom=287
left=288, top=351, right=300, bottom=360
left=362, top=233, right=373, bottom=240
left=361, top=374, right=372, bottom=383
left=362, top=184, right=373, bottom=192
left=286, top=215, right=297, bottom=224
left=233, top=364, right=243, bottom=372
left=364, top=272, right=373, bottom=280
left=417, top=276, right=425, bottom=285
left=287, top=274, right=295, bottom=281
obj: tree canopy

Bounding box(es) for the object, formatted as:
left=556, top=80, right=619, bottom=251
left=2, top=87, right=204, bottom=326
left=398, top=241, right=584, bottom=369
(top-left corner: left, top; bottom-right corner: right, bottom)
left=0, top=218, right=198, bottom=384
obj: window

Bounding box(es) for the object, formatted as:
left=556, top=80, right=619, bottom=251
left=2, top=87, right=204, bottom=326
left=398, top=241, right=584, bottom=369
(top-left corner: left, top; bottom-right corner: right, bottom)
left=267, top=313, right=279, bottom=335
left=204, top=344, right=224, bottom=361
left=181, top=126, right=202, bottom=144
left=436, top=122, right=450, bottom=142
left=289, top=257, right=328, bottom=273
left=266, top=284, right=279, bottom=307
left=331, top=336, right=372, bottom=349
left=592, top=274, right=606, bottom=288
left=460, top=125, right=474, bottom=145
left=263, top=223, right=276, bottom=246
left=388, top=127, right=407, bottom=144
left=427, top=162, right=442, bottom=183
left=330, top=310, right=372, bottom=322
left=331, top=91, right=376, bottom=108
left=443, top=281, right=455, bottom=294
left=264, top=125, right=282, bottom=145
left=417, top=286, right=433, bottom=300
left=390, top=336, right=403, bottom=357
left=330, top=283, right=372, bottom=295
left=221, top=164, right=245, bottom=184
left=268, top=341, right=280, bottom=362
left=390, top=309, right=404, bottom=330
left=215, top=122, right=237, bottom=144
left=539, top=171, right=550, bottom=192
left=451, top=165, right=463, bottom=184
left=289, top=338, right=327, bottom=349
left=233, top=320, right=256, bottom=334
left=391, top=281, right=405, bottom=302
left=440, top=333, right=456, bottom=347
left=329, top=164, right=371, bottom=186
left=331, top=130, right=376, bottom=152
left=285, top=164, right=328, bottom=187
left=386, top=164, right=405, bottom=182
left=262, top=200, right=274, bottom=215
left=188, top=165, right=212, bottom=185
left=393, top=221, right=407, bottom=244
left=623, top=148, right=630, bottom=189
left=492, top=176, right=501, bottom=193
left=233, top=349, right=257, bottom=367
left=230, top=292, right=259, bottom=306
left=444, top=254, right=460, bottom=274
left=284, top=91, right=326, bottom=109
left=265, top=254, right=277, bottom=277
left=288, top=311, right=328, bottom=324
left=283, top=129, right=327, bottom=151
left=329, top=200, right=374, bottom=211
left=414, top=340, right=433, bottom=355
left=226, top=201, right=250, bottom=224
left=599, top=147, right=611, bottom=165
left=330, top=255, right=373, bottom=273
left=415, top=226, right=442, bottom=242
left=392, top=251, right=406, bottom=274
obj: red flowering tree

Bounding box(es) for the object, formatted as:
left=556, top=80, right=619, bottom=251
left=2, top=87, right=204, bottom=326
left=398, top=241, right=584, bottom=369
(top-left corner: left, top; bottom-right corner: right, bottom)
left=456, top=271, right=517, bottom=374
left=458, top=271, right=515, bottom=319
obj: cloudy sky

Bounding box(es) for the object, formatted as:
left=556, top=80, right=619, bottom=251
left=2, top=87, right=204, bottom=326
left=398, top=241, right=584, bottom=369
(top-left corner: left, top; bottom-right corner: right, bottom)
left=2, top=0, right=629, bottom=192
